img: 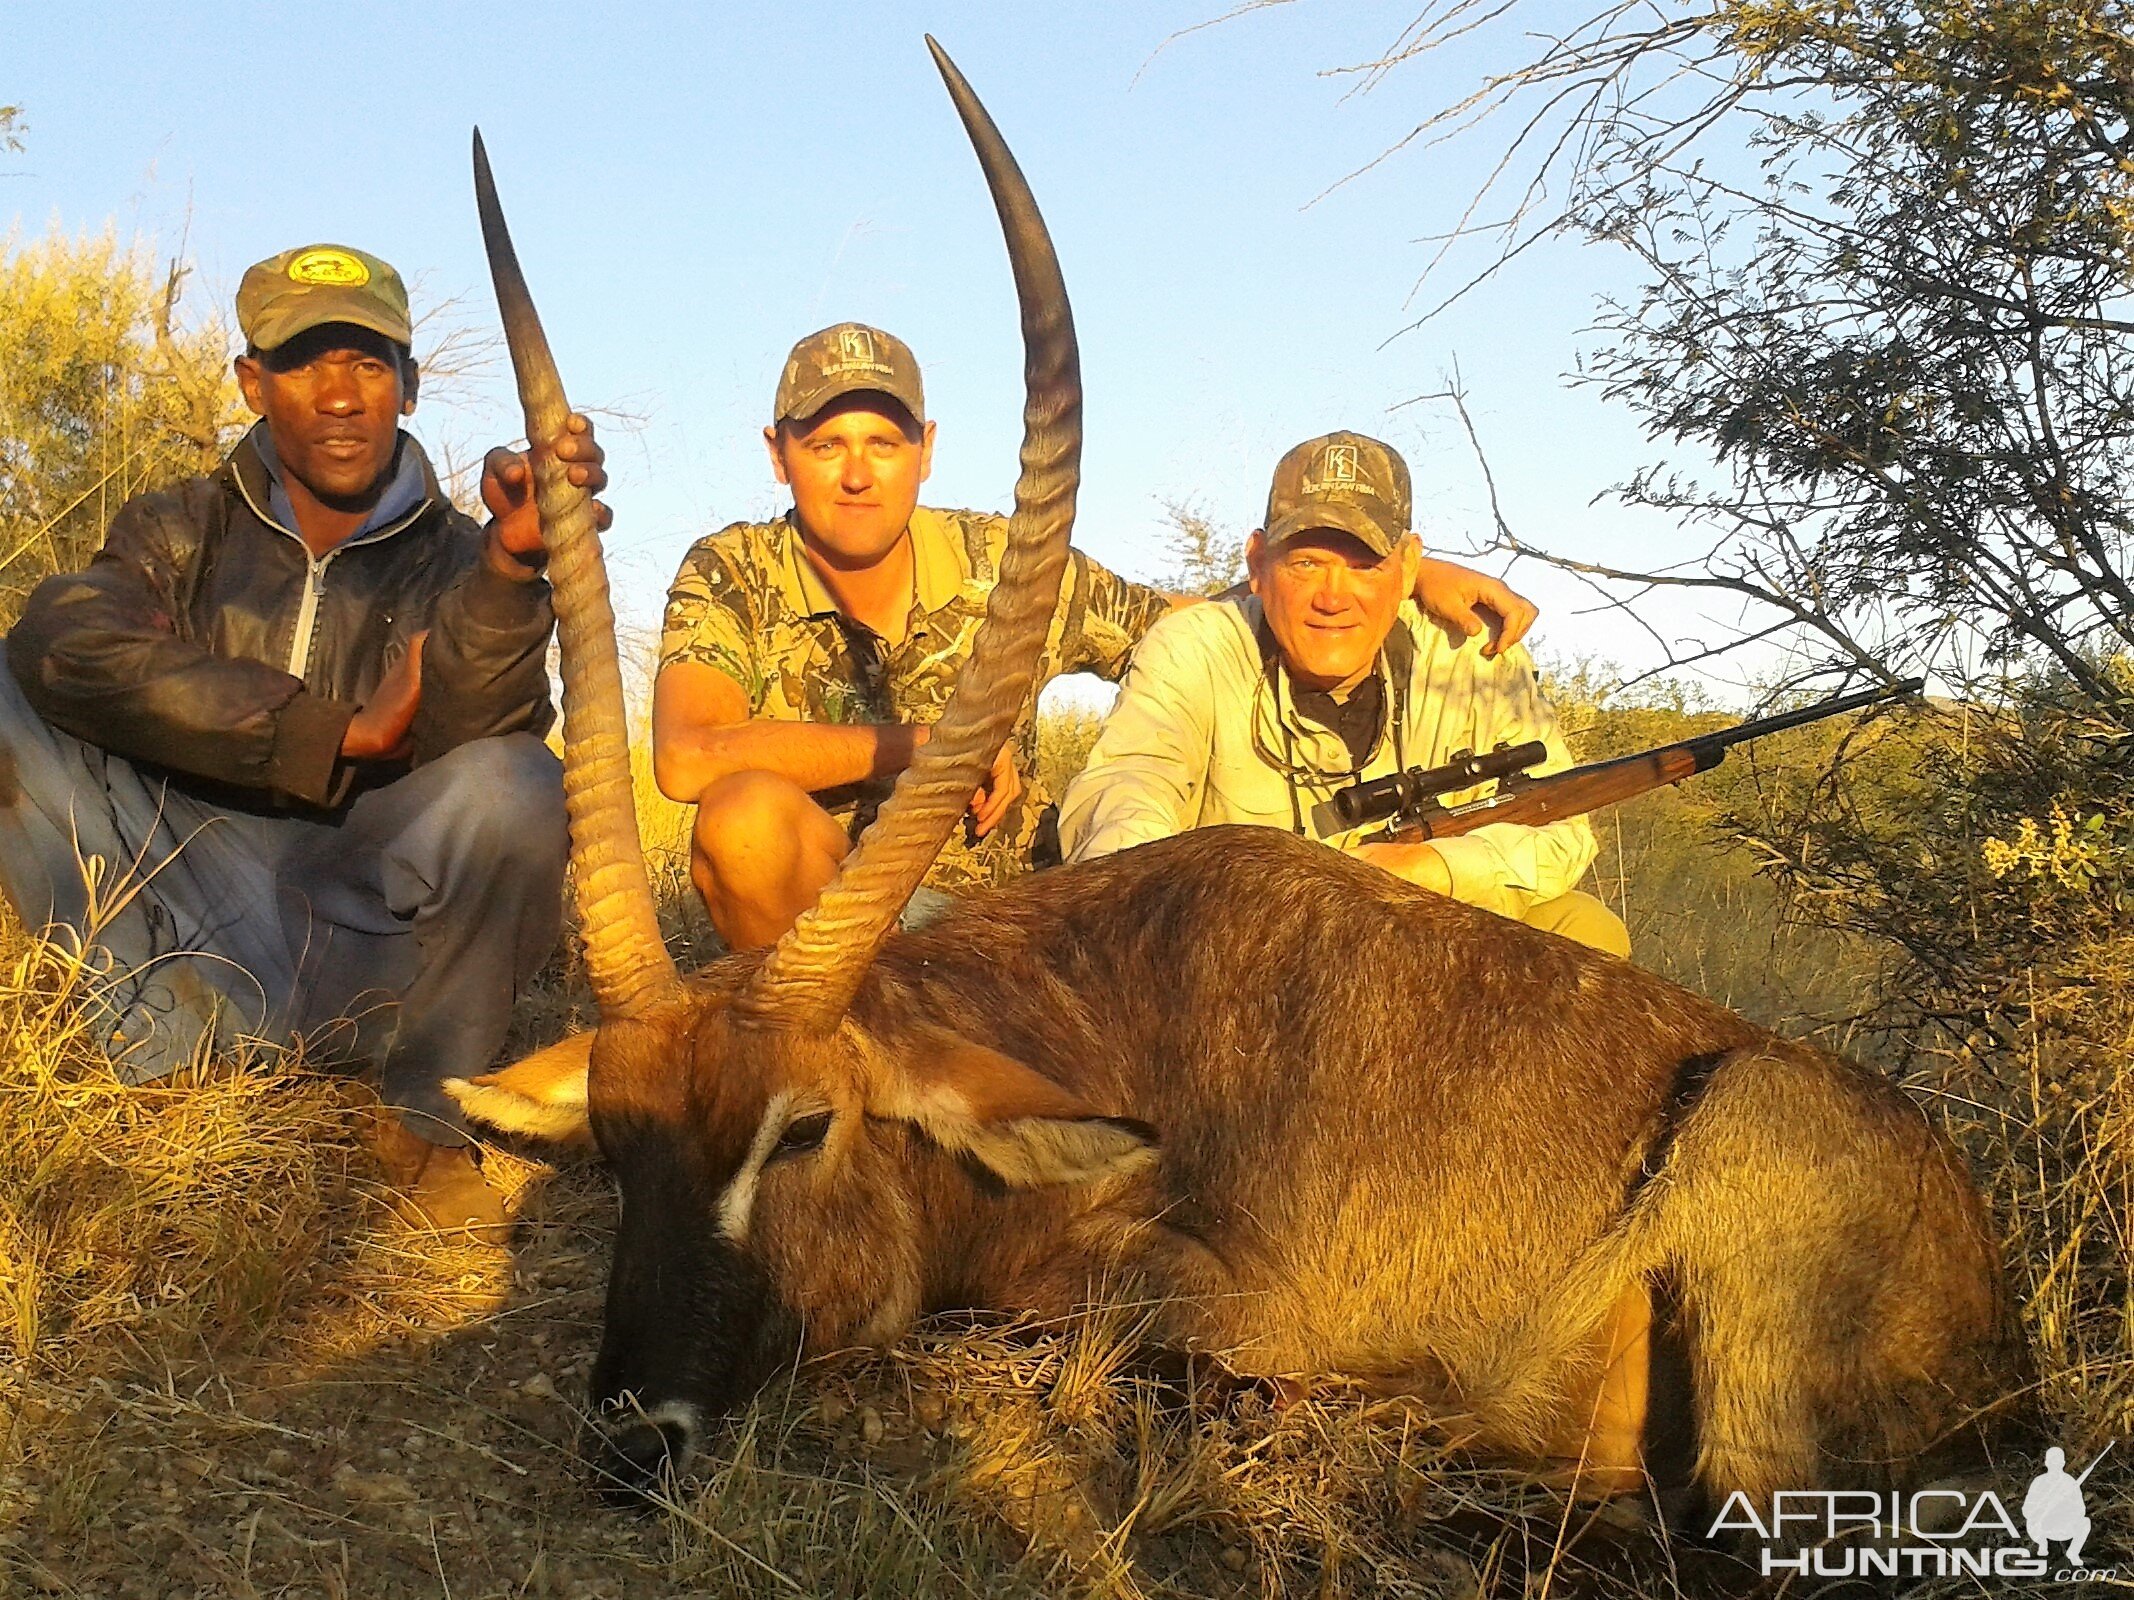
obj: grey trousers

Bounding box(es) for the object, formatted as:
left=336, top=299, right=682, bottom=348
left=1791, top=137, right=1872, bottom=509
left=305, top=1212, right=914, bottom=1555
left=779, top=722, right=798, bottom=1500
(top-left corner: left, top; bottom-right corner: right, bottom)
left=0, top=663, right=567, bottom=1144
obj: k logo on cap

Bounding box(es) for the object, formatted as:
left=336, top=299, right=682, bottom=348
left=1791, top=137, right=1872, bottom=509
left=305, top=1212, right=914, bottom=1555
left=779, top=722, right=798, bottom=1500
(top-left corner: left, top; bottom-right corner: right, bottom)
left=772, top=321, right=927, bottom=429
left=1263, top=430, right=1414, bottom=558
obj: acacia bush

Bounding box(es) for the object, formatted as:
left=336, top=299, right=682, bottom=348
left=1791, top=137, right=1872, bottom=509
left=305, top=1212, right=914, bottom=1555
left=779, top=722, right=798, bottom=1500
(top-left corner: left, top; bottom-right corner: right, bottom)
left=1340, top=0, right=2134, bottom=1444
left=0, top=231, right=241, bottom=625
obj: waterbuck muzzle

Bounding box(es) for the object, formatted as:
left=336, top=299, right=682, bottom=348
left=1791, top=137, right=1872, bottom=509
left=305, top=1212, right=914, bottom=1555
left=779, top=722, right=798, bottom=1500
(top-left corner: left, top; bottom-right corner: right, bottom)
left=586, top=1214, right=801, bottom=1502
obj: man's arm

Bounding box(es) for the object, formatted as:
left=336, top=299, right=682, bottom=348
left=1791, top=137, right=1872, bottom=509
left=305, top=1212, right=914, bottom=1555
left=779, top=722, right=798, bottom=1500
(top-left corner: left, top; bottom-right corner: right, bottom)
left=406, top=557, right=555, bottom=761
left=1410, top=557, right=1536, bottom=658
left=651, top=659, right=925, bottom=801
left=1056, top=611, right=1216, bottom=861
left=650, top=522, right=930, bottom=802
left=1054, top=550, right=1177, bottom=681
left=7, top=484, right=357, bottom=803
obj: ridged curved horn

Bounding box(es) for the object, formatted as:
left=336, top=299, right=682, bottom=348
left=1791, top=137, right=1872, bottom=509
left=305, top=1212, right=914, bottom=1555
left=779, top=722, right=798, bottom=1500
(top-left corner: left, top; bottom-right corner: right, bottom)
left=473, top=130, right=679, bottom=1019
left=736, top=39, right=1081, bottom=1030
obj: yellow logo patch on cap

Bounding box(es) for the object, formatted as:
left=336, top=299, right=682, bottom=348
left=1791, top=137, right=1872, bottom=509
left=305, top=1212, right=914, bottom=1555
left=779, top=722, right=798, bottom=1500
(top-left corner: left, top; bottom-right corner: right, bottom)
left=286, top=248, right=370, bottom=288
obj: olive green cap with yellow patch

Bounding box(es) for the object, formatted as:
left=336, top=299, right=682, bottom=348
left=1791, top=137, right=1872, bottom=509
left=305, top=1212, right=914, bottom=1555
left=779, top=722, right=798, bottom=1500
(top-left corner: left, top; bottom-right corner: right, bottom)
left=1263, top=430, right=1413, bottom=557
left=773, top=322, right=925, bottom=429
left=236, top=244, right=413, bottom=354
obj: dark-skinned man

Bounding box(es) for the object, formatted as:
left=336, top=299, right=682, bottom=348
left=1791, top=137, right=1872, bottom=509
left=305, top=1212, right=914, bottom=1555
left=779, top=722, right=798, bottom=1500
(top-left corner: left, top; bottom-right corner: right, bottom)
left=0, top=244, right=609, bottom=1234
left=655, top=324, right=1538, bottom=948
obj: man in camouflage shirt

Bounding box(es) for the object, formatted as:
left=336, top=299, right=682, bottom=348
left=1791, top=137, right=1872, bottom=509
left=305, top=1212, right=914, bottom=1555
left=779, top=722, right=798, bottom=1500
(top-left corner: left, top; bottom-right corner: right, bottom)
left=655, top=323, right=1536, bottom=948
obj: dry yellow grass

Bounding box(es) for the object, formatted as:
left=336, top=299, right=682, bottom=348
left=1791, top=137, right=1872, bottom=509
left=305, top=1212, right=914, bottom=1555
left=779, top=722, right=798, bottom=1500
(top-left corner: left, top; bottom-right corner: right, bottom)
left=0, top=710, right=2125, bottom=1597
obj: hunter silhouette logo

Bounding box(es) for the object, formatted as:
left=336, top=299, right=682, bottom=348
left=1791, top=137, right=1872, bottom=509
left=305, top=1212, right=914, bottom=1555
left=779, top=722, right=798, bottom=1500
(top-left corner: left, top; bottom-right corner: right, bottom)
left=2025, top=1443, right=2108, bottom=1567
left=286, top=249, right=369, bottom=288
left=1323, top=443, right=1358, bottom=483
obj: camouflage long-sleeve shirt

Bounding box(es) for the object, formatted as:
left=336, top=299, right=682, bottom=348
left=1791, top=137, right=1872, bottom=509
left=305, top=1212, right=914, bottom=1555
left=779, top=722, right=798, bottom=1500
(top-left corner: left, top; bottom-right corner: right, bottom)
left=659, top=507, right=1172, bottom=891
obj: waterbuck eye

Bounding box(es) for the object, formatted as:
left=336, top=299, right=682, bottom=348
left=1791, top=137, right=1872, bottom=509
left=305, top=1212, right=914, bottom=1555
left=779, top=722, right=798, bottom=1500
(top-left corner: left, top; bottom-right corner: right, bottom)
left=771, top=1111, right=832, bottom=1159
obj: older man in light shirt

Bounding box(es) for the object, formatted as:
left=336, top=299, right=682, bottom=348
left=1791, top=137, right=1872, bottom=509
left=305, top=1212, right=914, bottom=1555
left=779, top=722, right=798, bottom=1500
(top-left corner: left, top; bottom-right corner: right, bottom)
left=1059, top=430, right=1628, bottom=956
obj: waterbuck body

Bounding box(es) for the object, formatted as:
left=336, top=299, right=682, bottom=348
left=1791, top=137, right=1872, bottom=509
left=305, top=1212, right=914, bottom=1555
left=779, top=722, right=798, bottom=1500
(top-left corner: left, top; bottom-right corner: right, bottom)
left=464, top=40, right=2027, bottom=1526
left=564, top=825, right=2021, bottom=1506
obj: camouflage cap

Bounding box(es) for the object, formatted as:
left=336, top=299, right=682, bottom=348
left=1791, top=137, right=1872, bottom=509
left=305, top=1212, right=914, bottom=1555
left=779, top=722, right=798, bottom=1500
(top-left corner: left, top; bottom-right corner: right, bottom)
left=1263, top=431, right=1412, bottom=557
left=236, top=244, right=413, bottom=355
left=774, top=322, right=925, bottom=428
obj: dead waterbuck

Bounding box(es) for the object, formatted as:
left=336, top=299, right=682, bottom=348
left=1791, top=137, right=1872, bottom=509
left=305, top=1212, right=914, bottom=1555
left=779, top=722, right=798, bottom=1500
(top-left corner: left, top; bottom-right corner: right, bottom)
left=456, top=41, right=2032, bottom=1523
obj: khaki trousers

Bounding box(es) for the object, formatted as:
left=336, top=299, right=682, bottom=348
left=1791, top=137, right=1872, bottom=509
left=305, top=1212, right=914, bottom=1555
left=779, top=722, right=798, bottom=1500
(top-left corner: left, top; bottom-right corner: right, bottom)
left=1520, top=889, right=1631, bottom=958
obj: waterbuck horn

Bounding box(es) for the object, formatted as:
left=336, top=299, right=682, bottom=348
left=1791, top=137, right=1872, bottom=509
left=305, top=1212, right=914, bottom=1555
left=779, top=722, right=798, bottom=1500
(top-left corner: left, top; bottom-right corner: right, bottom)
left=473, top=129, right=680, bottom=1019
left=736, top=38, right=1082, bottom=1030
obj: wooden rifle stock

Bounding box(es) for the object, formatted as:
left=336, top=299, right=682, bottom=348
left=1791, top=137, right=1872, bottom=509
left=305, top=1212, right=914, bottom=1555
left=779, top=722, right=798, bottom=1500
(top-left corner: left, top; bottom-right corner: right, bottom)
left=1387, top=745, right=1713, bottom=842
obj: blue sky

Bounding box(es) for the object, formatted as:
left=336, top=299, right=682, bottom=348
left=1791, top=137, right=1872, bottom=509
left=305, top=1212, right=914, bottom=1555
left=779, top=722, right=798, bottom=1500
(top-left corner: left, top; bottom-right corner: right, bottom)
left=4, top=0, right=1752, bottom=695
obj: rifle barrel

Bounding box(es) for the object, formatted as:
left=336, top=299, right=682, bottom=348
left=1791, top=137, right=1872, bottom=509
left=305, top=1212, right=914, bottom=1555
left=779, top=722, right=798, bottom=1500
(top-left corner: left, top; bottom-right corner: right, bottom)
left=1385, top=676, right=1925, bottom=845
left=1697, top=678, right=1924, bottom=755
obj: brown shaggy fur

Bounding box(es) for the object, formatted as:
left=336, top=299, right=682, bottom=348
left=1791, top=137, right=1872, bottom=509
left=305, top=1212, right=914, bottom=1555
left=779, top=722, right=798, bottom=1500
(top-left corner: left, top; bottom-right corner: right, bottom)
left=481, top=826, right=2030, bottom=1504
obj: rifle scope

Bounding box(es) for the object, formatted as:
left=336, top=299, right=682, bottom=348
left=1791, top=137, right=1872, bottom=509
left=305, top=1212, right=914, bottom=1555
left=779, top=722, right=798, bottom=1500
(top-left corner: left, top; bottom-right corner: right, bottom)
left=1328, top=740, right=1548, bottom=830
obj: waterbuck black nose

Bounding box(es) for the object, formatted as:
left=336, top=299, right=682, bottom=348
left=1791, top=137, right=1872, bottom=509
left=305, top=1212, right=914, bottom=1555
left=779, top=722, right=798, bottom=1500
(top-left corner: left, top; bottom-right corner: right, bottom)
left=586, top=1412, right=691, bottom=1507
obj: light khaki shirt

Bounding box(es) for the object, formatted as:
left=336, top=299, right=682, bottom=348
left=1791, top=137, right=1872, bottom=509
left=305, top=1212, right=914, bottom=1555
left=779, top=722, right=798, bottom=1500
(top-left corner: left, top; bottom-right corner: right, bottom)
left=1057, top=595, right=1598, bottom=918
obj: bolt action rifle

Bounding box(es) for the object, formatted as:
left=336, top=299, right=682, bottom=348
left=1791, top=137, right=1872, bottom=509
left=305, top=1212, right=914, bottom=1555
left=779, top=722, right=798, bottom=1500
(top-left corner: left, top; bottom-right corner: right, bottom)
left=1315, top=679, right=1926, bottom=844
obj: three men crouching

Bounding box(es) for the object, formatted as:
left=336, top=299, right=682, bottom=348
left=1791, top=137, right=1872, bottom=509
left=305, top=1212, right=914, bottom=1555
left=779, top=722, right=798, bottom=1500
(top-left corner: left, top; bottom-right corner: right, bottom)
left=0, top=274, right=1618, bottom=1239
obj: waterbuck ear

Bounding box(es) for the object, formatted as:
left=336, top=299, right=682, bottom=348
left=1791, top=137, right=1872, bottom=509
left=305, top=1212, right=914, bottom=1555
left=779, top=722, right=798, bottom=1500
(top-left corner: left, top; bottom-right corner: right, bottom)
left=874, top=1027, right=1158, bottom=1188
left=445, top=1031, right=594, bottom=1146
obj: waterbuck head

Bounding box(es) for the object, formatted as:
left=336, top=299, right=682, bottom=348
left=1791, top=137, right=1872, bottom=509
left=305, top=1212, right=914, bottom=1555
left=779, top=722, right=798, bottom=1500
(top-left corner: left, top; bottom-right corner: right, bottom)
left=460, top=41, right=1151, bottom=1494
